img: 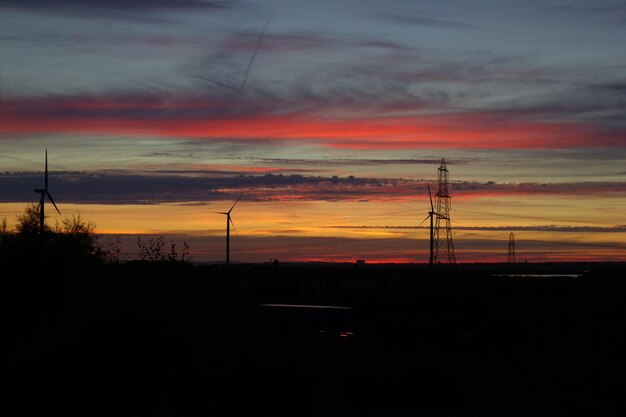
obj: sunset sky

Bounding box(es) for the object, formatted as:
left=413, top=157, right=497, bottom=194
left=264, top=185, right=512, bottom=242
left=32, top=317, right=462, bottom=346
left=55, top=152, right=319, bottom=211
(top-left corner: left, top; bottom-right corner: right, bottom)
left=1, top=0, right=625, bottom=263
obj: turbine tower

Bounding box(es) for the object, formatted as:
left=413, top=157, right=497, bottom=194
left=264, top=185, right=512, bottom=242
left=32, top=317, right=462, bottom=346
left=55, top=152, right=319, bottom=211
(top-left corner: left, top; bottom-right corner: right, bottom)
left=433, top=158, right=456, bottom=265
left=214, top=194, right=242, bottom=265
left=508, top=232, right=516, bottom=265
left=34, top=149, right=61, bottom=236
left=418, top=183, right=439, bottom=268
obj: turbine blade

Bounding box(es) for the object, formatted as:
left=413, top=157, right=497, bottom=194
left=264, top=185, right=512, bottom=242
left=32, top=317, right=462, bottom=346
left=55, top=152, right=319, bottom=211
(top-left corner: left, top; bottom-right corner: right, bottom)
left=427, top=183, right=434, bottom=211
left=47, top=191, right=61, bottom=215
left=228, top=193, right=243, bottom=213
left=416, top=214, right=431, bottom=228
left=229, top=216, right=236, bottom=233
left=213, top=211, right=229, bottom=215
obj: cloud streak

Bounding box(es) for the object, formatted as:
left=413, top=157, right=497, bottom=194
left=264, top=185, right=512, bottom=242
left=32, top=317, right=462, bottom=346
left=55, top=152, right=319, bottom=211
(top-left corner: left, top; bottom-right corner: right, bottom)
left=324, top=225, right=626, bottom=233
left=0, top=0, right=234, bottom=24
left=247, top=157, right=456, bottom=166
left=1, top=171, right=625, bottom=204
left=381, top=12, right=478, bottom=30
left=2, top=93, right=624, bottom=149
left=0, top=0, right=232, bottom=12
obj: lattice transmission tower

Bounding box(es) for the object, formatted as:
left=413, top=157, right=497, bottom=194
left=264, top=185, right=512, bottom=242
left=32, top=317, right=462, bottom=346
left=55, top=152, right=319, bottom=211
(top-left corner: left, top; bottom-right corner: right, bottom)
left=433, top=158, right=456, bottom=264
left=508, top=232, right=516, bottom=265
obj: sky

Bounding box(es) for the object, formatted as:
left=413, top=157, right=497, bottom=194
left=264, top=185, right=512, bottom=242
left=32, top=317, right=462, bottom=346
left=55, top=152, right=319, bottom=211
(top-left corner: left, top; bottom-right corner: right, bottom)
left=1, top=0, right=625, bottom=263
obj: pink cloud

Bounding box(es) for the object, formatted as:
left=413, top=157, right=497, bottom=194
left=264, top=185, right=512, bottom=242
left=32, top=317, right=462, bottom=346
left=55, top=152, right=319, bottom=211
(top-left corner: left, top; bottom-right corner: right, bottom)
left=1, top=95, right=624, bottom=149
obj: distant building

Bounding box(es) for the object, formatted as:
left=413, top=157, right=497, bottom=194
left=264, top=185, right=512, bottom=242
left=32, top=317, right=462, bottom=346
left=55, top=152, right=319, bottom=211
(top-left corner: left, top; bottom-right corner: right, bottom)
left=356, top=259, right=366, bottom=266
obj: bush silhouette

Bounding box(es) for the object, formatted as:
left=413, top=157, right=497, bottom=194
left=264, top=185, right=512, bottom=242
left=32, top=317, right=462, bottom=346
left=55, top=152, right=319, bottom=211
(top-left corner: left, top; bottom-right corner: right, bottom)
left=1, top=203, right=101, bottom=267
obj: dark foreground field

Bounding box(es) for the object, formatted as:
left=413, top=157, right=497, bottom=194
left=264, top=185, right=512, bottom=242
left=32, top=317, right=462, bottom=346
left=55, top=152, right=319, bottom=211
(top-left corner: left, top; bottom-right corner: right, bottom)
left=8, top=262, right=626, bottom=416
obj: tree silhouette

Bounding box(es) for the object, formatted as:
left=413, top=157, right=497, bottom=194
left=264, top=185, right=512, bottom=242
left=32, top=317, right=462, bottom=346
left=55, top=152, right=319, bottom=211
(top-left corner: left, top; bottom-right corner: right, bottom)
left=3, top=204, right=192, bottom=266
left=1, top=203, right=101, bottom=266
left=137, top=236, right=191, bottom=262
left=15, top=203, right=46, bottom=235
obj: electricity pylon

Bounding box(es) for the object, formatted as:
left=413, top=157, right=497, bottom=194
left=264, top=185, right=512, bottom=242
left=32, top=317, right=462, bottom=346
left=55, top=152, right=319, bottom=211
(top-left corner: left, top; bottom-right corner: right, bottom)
left=508, top=232, right=516, bottom=265
left=433, top=158, right=456, bottom=265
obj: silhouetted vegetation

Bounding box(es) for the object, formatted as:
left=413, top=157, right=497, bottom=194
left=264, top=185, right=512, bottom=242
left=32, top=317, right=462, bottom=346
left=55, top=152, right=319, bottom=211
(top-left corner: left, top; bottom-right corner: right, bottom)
left=137, top=236, right=191, bottom=262
left=1, top=204, right=193, bottom=267
left=101, top=235, right=124, bottom=264
left=1, top=203, right=101, bottom=267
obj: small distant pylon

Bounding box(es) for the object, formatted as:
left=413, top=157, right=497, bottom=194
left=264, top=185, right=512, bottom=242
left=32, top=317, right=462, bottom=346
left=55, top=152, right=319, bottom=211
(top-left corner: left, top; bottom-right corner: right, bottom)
left=433, top=158, right=456, bottom=265
left=508, top=232, right=516, bottom=265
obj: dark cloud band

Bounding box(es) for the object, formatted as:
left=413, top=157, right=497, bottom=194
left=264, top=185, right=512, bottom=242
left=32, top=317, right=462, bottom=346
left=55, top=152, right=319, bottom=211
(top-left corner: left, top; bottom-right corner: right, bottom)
left=1, top=170, right=625, bottom=204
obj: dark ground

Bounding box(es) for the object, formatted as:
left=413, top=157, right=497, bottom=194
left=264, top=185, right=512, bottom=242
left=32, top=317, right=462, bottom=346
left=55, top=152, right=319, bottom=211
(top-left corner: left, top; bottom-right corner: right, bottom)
left=8, top=261, right=626, bottom=416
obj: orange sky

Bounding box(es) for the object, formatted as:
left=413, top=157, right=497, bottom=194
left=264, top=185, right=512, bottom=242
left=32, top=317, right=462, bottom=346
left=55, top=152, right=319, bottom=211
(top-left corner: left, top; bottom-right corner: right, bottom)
left=2, top=194, right=624, bottom=263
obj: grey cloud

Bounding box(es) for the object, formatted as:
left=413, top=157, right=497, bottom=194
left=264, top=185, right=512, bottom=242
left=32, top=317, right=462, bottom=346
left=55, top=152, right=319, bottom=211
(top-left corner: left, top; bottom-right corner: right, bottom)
left=451, top=180, right=626, bottom=194
left=190, top=30, right=421, bottom=105
left=248, top=158, right=458, bottom=166
left=190, top=30, right=626, bottom=129
left=381, top=13, right=478, bottom=30
left=536, top=0, right=626, bottom=14
left=1, top=92, right=285, bottom=122
left=0, top=0, right=233, bottom=22
left=0, top=171, right=409, bottom=204
left=138, top=152, right=201, bottom=159
left=593, top=82, right=626, bottom=92
left=0, top=0, right=232, bottom=11
left=488, top=84, right=626, bottom=127
left=1, top=170, right=625, bottom=205
left=10, top=39, right=622, bottom=133
left=0, top=33, right=210, bottom=49
left=223, top=31, right=333, bottom=54
left=219, top=30, right=412, bottom=55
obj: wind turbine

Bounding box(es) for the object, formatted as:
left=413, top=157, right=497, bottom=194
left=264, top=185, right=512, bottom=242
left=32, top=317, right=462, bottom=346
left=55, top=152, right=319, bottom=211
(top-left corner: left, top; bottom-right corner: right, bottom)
left=214, top=194, right=242, bottom=264
left=34, top=149, right=61, bottom=236
left=417, top=183, right=440, bottom=268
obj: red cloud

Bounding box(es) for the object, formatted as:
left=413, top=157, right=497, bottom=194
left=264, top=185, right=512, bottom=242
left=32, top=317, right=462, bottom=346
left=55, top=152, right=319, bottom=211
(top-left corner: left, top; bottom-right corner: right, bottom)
left=1, top=95, right=623, bottom=149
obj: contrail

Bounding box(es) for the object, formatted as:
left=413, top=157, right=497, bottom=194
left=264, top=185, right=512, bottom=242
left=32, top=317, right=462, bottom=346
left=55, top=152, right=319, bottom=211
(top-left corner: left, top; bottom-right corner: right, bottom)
left=239, top=12, right=273, bottom=92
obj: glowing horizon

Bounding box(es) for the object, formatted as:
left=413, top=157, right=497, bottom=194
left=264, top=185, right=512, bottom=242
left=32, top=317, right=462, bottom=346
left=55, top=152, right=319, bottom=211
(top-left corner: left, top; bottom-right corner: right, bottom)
left=1, top=197, right=624, bottom=263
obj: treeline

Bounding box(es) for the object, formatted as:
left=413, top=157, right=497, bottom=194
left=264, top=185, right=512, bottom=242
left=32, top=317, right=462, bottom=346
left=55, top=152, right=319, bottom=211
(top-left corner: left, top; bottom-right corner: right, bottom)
left=0, top=203, right=190, bottom=267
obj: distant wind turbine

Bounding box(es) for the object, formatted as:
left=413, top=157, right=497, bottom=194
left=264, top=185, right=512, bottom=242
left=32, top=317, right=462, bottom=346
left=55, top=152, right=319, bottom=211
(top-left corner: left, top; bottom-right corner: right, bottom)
left=34, top=149, right=61, bottom=236
left=417, top=183, right=443, bottom=268
left=214, top=194, right=243, bottom=264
